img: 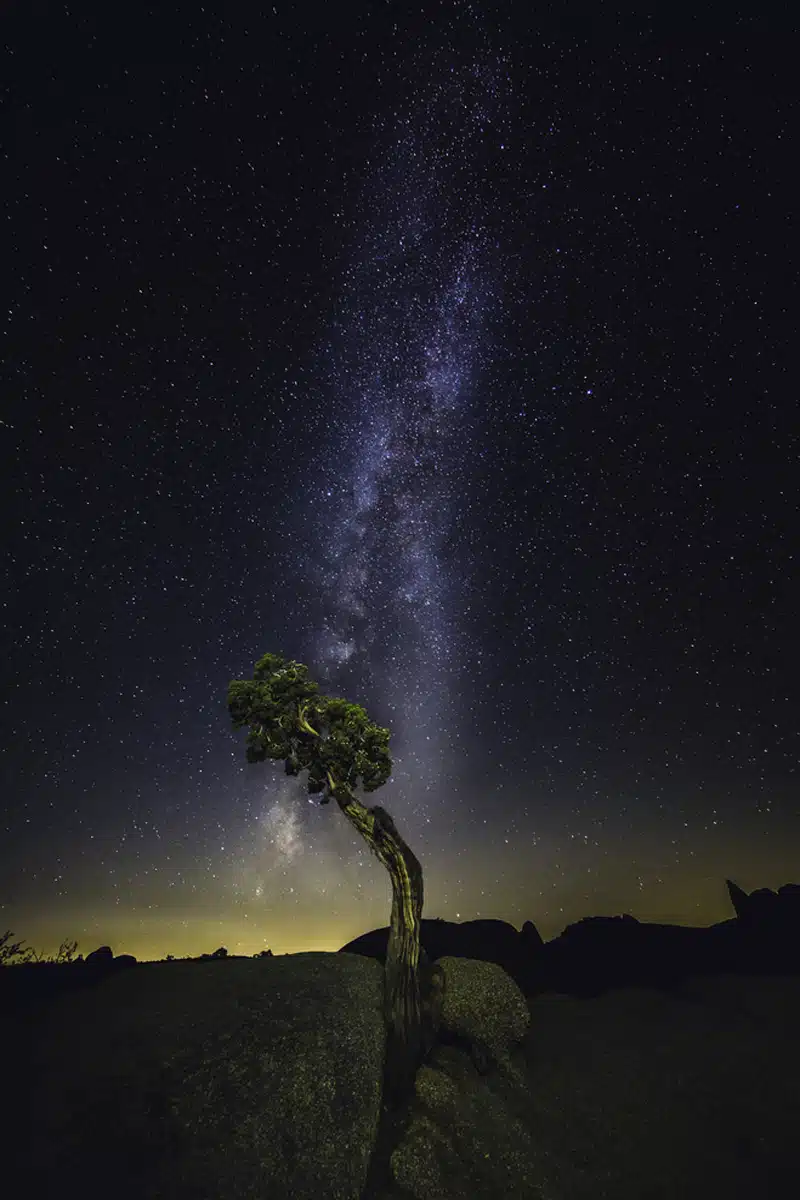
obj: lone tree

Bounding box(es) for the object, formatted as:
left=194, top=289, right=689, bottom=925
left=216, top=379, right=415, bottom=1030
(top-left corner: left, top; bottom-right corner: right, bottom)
left=227, top=652, right=426, bottom=1104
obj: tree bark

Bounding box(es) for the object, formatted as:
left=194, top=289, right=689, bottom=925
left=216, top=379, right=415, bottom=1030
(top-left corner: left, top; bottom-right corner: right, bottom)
left=332, top=788, right=424, bottom=1106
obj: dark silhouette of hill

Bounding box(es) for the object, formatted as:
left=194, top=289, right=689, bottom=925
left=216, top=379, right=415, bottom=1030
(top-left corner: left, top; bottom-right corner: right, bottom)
left=338, top=879, right=800, bottom=997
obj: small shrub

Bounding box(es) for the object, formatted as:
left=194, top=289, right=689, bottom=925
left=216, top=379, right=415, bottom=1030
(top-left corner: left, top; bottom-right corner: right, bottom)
left=0, top=930, right=29, bottom=966
left=54, top=939, right=79, bottom=964
left=0, top=931, right=79, bottom=966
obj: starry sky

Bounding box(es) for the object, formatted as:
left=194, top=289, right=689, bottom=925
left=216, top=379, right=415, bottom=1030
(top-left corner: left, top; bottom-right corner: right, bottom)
left=2, top=4, right=797, bottom=960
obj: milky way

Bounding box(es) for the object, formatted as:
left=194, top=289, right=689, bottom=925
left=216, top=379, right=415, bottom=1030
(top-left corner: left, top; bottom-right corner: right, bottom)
left=301, top=60, right=509, bottom=817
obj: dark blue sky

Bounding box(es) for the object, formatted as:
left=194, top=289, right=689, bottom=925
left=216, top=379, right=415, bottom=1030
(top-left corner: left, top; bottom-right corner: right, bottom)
left=2, top=3, right=797, bottom=958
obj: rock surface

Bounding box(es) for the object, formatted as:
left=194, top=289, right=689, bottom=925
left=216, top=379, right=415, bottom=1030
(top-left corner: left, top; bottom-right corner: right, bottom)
left=519, top=974, right=800, bottom=1199
left=386, top=956, right=551, bottom=1200
left=435, top=955, right=530, bottom=1082
left=28, top=952, right=386, bottom=1200
left=9, top=946, right=800, bottom=1199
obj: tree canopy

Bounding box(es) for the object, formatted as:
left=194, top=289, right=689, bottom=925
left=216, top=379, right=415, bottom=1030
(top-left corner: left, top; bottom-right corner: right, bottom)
left=227, top=652, right=392, bottom=801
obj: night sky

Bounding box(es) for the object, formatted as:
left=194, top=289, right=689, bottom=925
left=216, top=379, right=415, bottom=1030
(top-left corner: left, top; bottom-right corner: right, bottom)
left=2, top=4, right=797, bottom=961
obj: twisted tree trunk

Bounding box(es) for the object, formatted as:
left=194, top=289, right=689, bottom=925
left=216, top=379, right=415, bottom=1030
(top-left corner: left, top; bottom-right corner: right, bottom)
left=332, top=787, right=424, bottom=1106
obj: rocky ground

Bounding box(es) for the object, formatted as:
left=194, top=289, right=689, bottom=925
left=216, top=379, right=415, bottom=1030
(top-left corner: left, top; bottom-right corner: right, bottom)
left=515, top=974, right=799, bottom=1199
left=4, top=966, right=798, bottom=1198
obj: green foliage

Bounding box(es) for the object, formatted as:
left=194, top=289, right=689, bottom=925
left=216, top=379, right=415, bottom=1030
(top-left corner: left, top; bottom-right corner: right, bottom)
left=227, top=652, right=392, bottom=800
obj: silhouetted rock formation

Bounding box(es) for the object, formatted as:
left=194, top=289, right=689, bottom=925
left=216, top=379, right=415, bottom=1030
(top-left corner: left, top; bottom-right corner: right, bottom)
left=526, top=914, right=739, bottom=997
left=520, top=919, right=544, bottom=953
left=721, top=878, right=800, bottom=972
left=726, top=878, right=800, bottom=925
left=340, top=880, right=800, bottom=999
left=84, top=945, right=114, bottom=966
left=726, top=878, right=750, bottom=918
left=531, top=881, right=800, bottom=994
left=82, top=947, right=136, bottom=972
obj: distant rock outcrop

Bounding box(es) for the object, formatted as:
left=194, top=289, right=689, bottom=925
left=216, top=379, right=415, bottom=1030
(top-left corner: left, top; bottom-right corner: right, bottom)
left=520, top=919, right=544, bottom=953
left=721, top=878, right=800, bottom=972
left=341, top=880, right=800, bottom=1001
left=84, top=946, right=114, bottom=966
left=726, top=878, right=800, bottom=926
left=726, top=878, right=750, bottom=919
left=528, top=880, right=800, bottom=995
left=525, top=914, right=734, bottom=996
left=192, top=946, right=231, bottom=962
left=82, top=947, right=136, bottom=971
